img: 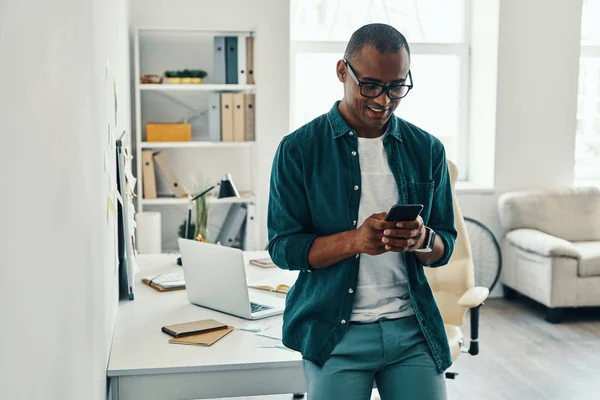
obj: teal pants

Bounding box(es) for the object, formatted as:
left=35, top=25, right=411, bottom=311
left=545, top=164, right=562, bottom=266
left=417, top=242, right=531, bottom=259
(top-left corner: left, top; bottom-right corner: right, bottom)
left=303, top=315, right=447, bottom=400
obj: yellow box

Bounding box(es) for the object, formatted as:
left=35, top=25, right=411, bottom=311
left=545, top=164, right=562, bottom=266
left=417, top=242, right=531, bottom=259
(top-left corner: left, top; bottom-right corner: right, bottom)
left=146, top=123, right=192, bottom=142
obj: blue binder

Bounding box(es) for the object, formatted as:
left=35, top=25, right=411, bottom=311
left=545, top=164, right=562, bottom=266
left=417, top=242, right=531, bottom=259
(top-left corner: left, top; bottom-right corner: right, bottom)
left=212, top=36, right=226, bottom=84
left=225, top=36, right=238, bottom=84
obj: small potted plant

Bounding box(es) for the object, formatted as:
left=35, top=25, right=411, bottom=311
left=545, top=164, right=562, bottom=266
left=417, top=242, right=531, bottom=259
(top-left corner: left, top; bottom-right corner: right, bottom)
left=190, top=69, right=207, bottom=84
left=164, top=70, right=180, bottom=84
left=180, top=69, right=192, bottom=84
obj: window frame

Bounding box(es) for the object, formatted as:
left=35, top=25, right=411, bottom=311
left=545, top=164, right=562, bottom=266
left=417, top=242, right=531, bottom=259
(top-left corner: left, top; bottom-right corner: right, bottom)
left=289, top=2, right=472, bottom=180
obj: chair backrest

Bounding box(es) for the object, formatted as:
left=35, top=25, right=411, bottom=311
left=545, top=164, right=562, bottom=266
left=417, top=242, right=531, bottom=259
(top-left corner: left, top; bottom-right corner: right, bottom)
left=424, top=159, right=475, bottom=327
left=498, top=186, right=600, bottom=242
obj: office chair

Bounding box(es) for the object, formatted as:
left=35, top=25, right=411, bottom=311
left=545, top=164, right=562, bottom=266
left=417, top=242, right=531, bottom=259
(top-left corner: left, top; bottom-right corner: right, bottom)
left=423, top=159, right=490, bottom=379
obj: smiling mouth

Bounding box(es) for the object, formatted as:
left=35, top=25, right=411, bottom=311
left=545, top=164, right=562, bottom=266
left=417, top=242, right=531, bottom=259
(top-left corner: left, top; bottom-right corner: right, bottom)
left=366, top=105, right=390, bottom=114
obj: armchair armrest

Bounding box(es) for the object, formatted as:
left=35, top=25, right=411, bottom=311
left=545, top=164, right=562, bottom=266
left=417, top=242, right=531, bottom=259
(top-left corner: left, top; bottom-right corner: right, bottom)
left=505, top=229, right=580, bottom=258
left=458, top=287, right=489, bottom=308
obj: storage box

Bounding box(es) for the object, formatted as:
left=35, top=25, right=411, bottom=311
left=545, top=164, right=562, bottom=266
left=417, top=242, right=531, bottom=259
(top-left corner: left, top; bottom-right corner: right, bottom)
left=146, top=123, right=192, bottom=142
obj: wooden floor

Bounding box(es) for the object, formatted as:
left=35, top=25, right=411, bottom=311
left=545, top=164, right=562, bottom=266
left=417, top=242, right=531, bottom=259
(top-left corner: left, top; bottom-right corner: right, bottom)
left=213, top=298, right=600, bottom=400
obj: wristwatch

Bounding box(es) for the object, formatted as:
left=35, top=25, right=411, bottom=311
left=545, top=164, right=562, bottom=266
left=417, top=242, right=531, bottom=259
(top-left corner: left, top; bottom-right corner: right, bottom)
left=415, top=226, right=436, bottom=253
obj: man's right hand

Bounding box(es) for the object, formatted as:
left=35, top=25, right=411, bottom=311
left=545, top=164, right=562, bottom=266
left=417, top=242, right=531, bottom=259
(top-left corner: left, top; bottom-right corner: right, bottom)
left=354, top=213, right=398, bottom=256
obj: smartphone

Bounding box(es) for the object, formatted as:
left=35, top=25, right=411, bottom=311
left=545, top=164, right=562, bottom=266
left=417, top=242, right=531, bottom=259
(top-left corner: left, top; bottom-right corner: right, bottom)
left=385, top=204, right=424, bottom=222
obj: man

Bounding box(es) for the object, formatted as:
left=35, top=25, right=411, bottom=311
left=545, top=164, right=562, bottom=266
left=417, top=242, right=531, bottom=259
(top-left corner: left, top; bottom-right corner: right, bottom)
left=267, top=23, right=457, bottom=400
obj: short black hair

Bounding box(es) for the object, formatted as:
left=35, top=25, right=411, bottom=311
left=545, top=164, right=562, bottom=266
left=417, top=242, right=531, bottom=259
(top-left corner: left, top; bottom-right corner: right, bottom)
left=343, top=23, right=410, bottom=62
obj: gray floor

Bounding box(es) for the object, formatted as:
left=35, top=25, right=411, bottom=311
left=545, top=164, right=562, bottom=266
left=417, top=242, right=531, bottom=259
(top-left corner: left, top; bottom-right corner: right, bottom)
left=213, top=298, right=600, bottom=400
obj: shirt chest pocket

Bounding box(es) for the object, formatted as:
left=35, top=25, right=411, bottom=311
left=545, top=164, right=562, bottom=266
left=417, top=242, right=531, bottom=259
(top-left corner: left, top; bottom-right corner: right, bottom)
left=408, top=181, right=434, bottom=223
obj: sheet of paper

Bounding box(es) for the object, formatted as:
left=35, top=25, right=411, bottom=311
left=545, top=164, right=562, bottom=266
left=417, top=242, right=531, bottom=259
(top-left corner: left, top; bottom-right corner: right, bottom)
left=255, top=325, right=283, bottom=341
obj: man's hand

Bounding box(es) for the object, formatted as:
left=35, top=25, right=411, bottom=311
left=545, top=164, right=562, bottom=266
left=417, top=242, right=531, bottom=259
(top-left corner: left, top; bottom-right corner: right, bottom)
left=381, top=216, right=427, bottom=252
left=354, top=213, right=399, bottom=256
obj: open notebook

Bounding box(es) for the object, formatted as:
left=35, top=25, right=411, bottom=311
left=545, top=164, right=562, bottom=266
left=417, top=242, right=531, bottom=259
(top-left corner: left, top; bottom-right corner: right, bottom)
left=248, top=271, right=298, bottom=295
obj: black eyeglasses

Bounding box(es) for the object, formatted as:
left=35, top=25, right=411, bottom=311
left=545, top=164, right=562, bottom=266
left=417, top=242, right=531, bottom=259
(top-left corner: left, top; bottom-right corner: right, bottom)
left=344, top=59, right=413, bottom=100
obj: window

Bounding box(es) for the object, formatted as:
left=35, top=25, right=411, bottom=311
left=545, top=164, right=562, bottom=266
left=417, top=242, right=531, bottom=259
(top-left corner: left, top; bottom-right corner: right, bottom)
left=575, top=0, right=600, bottom=186
left=291, top=0, right=470, bottom=179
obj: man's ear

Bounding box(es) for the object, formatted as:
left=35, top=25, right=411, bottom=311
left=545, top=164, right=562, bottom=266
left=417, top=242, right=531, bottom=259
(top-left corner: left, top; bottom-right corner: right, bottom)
left=336, top=60, right=346, bottom=83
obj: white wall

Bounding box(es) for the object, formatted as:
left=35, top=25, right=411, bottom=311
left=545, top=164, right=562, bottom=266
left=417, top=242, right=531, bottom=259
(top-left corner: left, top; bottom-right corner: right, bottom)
left=130, top=0, right=290, bottom=250
left=0, top=0, right=130, bottom=398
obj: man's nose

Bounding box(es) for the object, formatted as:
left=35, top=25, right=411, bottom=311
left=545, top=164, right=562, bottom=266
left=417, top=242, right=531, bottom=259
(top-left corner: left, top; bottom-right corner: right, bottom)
left=373, top=90, right=391, bottom=106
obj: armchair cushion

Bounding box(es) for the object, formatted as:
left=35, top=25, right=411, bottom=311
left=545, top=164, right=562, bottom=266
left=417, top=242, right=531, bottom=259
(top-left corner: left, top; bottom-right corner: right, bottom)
left=498, top=187, right=600, bottom=242
left=505, top=229, right=580, bottom=259
left=571, top=241, right=600, bottom=277
left=458, top=286, right=490, bottom=308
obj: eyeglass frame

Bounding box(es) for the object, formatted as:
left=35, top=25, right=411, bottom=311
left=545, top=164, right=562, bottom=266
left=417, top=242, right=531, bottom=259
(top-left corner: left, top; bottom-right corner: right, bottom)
left=343, top=59, right=413, bottom=100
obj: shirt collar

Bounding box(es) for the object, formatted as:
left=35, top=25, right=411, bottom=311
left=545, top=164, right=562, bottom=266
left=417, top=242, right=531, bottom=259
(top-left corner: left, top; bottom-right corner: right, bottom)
left=326, top=101, right=402, bottom=142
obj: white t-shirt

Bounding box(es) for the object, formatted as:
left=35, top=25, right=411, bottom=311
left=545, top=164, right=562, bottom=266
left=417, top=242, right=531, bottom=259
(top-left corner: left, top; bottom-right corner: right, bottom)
left=350, top=132, right=414, bottom=323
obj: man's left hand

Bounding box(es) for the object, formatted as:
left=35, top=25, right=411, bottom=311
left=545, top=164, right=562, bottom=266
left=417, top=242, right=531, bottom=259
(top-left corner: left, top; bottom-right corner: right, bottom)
left=381, top=216, right=426, bottom=252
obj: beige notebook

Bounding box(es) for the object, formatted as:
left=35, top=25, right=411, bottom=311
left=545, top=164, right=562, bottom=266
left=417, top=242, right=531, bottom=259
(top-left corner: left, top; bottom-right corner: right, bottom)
left=169, top=326, right=234, bottom=346
left=162, top=319, right=227, bottom=338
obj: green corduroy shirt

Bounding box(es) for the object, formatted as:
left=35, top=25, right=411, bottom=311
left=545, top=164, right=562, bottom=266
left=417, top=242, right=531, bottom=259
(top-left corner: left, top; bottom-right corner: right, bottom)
left=267, top=101, right=457, bottom=373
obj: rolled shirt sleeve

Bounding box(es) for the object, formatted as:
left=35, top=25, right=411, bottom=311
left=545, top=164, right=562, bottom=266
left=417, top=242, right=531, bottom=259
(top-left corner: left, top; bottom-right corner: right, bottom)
left=267, top=136, right=318, bottom=271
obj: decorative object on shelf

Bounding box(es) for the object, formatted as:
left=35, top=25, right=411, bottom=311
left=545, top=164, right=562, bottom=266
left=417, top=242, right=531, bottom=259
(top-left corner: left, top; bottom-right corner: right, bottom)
left=185, top=173, right=240, bottom=239
left=146, top=123, right=191, bottom=142
left=140, top=74, right=163, bottom=84
left=177, top=174, right=240, bottom=265
left=164, top=69, right=207, bottom=84
left=194, top=183, right=210, bottom=242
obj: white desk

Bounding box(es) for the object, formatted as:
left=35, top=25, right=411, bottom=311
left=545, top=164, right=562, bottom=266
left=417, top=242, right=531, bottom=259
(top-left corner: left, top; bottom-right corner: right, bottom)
left=107, top=252, right=306, bottom=400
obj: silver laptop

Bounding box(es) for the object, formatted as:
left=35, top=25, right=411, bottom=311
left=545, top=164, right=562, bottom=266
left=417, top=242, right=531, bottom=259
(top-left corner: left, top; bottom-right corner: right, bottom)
left=178, top=239, right=284, bottom=320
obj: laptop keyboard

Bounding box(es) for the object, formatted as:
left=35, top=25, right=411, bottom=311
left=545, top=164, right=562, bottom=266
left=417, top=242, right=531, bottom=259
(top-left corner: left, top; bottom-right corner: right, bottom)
left=251, top=302, right=273, bottom=313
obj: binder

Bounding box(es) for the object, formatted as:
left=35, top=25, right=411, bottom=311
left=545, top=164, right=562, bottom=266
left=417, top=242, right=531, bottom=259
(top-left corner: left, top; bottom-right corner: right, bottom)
left=237, top=36, right=247, bottom=84
left=220, top=92, right=234, bottom=142
left=153, top=151, right=187, bottom=197
left=243, top=201, right=259, bottom=250
left=208, top=93, right=221, bottom=142
left=141, top=150, right=157, bottom=199
left=244, top=93, right=255, bottom=142
left=225, top=36, right=238, bottom=84
left=212, top=36, right=226, bottom=84
left=232, top=93, right=246, bottom=142
left=246, top=36, right=255, bottom=84
left=216, top=203, right=247, bottom=247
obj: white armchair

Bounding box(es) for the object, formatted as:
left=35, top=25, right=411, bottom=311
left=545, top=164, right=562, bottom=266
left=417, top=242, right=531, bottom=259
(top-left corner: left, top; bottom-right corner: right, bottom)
left=498, top=187, right=600, bottom=322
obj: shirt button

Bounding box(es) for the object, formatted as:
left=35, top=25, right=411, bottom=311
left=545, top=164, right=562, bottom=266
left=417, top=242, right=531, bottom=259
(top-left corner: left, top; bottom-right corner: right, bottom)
left=341, top=319, right=347, bottom=325
left=351, top=151, right=357, bottom=156
left=355, top=254, right=360, bottom=259
left=354, top=185, right=359, bottom=191
left=348, top=288, right=354, bottom=294
left=349, top=131, right=354, bottom=136
left=353, top=220, right=357, bottom=226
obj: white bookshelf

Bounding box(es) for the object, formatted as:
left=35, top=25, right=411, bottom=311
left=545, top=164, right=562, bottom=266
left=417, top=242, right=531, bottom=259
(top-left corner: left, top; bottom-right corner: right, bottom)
left=141, top=141, right=255, bottom=149
left=141, top=195, right=257, bottom=206
left=140, top=84, right=255, bottom=91
left=133, top=27, right=259, bottom=251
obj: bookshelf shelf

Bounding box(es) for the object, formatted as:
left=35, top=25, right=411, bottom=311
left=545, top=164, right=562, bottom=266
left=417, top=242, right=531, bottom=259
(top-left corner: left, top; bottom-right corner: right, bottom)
left=141, top=195, right=256, bottom=206
left=141, top=141, right=256, bottom=149
left=139, top=84, right=255, bottom=92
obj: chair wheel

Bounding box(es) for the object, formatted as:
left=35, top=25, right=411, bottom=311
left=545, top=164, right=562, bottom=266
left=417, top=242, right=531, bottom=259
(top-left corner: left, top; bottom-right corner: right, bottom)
left=445, top=371, right=459, bottom=379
